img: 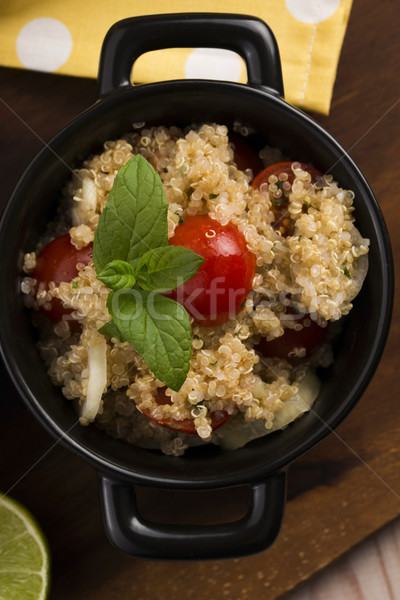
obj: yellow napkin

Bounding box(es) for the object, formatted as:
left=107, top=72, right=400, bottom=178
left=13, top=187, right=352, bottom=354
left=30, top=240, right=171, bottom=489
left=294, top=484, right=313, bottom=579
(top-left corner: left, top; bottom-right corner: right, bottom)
left=0, top=0, right=352, bottom=114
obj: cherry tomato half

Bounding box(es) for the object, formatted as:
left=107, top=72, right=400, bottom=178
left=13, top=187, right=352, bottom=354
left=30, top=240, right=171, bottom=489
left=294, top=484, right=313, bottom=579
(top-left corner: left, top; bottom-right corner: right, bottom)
left=167, top=215, right=256, bottom=327
left=256, top=314, right=328, bottom=360
left=229, top=133, right=263, bottom=176
left=252, top=161, right=323, bottom=236
left=139, top=387, right=231, bottom=434
left=33, top=234, right=93, bottom=323
left=252, top=161, right=322, bottom=190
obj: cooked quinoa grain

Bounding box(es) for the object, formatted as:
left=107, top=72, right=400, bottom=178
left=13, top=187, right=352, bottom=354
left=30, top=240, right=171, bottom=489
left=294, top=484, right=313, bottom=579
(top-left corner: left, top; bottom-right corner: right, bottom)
left=21, top=123, right=369, bottom=454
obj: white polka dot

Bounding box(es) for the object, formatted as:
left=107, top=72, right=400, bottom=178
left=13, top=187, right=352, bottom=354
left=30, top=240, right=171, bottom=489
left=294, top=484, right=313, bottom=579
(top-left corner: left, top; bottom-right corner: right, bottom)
left=16, top=18, right=72, bottom=72
left=285, top=0, right=341, bottom=24
left=184, top=48, right=242, bottom=82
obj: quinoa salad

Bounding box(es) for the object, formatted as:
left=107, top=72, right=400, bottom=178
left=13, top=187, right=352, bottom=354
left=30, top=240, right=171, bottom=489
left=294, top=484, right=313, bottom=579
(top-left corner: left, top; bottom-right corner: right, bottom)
left=21, top=123, right=369, bottom=455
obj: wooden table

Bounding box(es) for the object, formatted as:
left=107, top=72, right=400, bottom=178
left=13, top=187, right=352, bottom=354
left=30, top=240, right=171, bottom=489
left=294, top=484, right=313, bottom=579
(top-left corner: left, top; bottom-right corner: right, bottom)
left=0, top=1, right=399, bottom=598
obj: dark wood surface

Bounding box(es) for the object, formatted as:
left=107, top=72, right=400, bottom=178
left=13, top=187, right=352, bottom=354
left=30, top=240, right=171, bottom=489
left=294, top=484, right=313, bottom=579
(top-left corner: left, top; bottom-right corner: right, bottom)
left=0, top=2, right=399, bottom=598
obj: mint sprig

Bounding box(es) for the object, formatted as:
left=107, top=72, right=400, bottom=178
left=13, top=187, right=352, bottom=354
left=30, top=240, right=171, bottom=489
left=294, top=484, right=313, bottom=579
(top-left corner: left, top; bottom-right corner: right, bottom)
left=93, top=154, right=203, bottom=391
left=135, top=246, right=204, bottom=292
left=97, top=259, right=136, bottom=290
left=93, top=154, right=168, bottom=271
left=107, top=290, right=192, bottom=391
left=99, top=319, right=127, bottom=342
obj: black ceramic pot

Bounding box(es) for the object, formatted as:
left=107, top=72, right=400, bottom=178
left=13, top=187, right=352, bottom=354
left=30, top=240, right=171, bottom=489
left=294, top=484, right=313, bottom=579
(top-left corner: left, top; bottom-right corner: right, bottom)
left=0, top=14, right=393, bottom=560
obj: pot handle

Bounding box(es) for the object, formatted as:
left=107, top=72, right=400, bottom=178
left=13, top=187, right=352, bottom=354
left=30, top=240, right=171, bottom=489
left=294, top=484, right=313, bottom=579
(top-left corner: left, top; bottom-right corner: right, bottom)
left=98, top=13, right=284, bottom=98
left=98, top=470, right=286, bottom=560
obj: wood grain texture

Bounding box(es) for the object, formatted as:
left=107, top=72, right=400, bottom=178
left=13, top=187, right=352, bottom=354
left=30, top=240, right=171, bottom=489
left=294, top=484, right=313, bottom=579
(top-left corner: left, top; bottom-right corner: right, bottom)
left=0, top=1, right=399, bottom=599
left=287, top=517, right=400, bottom=600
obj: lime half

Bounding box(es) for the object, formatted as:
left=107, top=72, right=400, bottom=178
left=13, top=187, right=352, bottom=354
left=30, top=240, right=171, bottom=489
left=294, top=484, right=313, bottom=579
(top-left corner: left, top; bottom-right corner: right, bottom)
left=0, top=494, right=50, bottom=600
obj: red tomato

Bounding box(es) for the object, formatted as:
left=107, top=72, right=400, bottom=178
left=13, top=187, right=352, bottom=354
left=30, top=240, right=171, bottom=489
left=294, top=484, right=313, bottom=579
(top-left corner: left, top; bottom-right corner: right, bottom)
left=33, top=234, right=93, bottom=323
left=256, top=315, right=328, bottom=360
left=229, top=133, right=263, bottom=175
left=252, top=161, right=323, bottom=236
left=140, top=387, right=230, bottom=434
left=167, top=215, right=256, bottom=327
left=252, top=161, right=322, bottom=190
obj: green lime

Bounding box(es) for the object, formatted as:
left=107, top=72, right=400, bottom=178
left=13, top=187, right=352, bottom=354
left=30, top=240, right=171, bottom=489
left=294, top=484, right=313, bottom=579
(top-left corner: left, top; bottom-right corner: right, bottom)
left=0, top=493, right=50, bottom=600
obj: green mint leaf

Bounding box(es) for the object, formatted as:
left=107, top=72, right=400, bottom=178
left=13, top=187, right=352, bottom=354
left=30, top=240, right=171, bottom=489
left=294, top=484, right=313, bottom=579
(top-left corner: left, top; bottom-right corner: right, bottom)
left=99, top=319, right=127, bottom=342
left=93, top=154, right=168, bottom=273
left=108, top=289, right=192, bottom=391
left=97, top=259, right=136, bottom=291
left=135, top=246, right=204, bottom=292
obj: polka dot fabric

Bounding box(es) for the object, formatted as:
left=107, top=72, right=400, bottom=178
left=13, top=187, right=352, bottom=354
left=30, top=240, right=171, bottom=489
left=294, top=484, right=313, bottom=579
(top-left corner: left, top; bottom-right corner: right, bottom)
left=16, top=18, right=73, bottom=72
left=0, top=0, right=352, bottom=114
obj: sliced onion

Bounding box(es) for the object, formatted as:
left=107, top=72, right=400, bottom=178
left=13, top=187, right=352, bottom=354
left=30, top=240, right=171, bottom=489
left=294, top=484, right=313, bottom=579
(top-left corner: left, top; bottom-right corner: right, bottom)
left=79, top=335, right=107, bottom=425
left=269, top=370, right=320, bottom=432
left=213, top=371, right=320, bottom=451
left=72, top=177, right=97, bottom=226
left=347, top=227, right=369, bottom=301
left=348, top=253, right=369, bottom=301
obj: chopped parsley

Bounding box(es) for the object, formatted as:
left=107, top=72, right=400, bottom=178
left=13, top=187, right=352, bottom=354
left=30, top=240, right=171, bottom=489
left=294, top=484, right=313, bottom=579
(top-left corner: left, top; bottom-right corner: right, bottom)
left=303, top=200, right=311, bottom=211
left=271, top=196, right=287, bottom=207
left=271, top=182, right=288, bottom=206
left=341, top=263, right=351, bottom=279
left=71, top=280, right=79, bottom=289
left=209, top=193, right=219, bottom=199
left=175, top=211, right=184, bottom=224
left=186, top=186, right=195, bottom=197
